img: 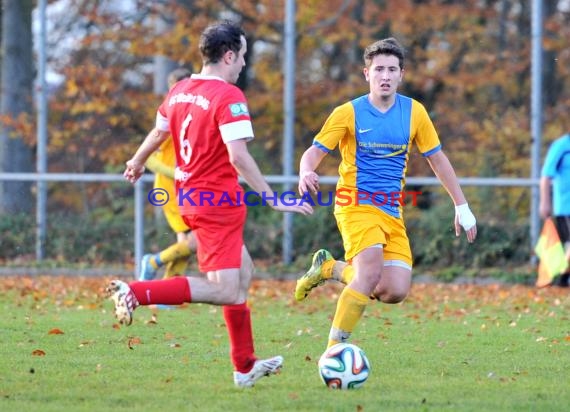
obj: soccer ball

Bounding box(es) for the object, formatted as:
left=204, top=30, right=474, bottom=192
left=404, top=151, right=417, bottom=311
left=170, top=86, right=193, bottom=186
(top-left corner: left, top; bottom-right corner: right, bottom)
left=318, top=343, right=370, bottom=389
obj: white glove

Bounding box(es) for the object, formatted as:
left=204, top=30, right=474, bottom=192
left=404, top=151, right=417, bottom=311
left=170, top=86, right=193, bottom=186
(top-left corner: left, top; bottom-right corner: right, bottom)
left=455, top=203, right=476, bottom=231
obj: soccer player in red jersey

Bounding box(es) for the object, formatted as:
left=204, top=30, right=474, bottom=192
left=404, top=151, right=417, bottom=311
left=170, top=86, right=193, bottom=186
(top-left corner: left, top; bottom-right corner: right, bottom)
left=139, top=67, right=196, bottom=282
left=109, top=20, right=313, bottom=388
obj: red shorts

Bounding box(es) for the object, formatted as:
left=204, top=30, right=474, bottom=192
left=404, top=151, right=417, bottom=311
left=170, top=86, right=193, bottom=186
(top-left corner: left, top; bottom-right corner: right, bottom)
left=182, top=207, right=246, bottom=272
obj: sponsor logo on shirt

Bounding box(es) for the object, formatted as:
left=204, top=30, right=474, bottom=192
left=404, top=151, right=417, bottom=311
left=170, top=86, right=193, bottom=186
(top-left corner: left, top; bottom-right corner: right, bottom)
left=168, top=93, right=210, bottom=110
left=358, top=141, right=407, bottom=158
left=174, top=167, right=191, bottom=182
left=229, top=103, right=249, bottom=117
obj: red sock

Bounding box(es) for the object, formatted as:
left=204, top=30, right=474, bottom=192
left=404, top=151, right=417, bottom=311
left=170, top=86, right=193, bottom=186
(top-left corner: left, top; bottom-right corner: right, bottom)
left=129, top=277, right=191, bottom=305
left=223, top=303, right=256, bottom=373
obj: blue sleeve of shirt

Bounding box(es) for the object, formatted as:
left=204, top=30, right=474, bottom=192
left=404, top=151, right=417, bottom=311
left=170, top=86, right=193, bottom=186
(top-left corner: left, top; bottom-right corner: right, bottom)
left=422, top=144, right=442, bottom=157
left=541, top=137, right=566, bottom=177
left=313, top=140, right=332, bottom=153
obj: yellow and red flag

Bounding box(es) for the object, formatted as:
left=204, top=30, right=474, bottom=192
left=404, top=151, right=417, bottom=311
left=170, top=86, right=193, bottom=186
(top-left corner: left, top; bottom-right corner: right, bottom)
left=535, top=218, right=569, bottom=287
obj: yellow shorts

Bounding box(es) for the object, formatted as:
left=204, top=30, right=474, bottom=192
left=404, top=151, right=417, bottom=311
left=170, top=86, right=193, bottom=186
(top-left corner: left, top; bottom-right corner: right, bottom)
left=334, top=204, right=412, bottom=266
left=159, top=186, right=190, bottom=234
left=164, top=204, right=191, bottom=233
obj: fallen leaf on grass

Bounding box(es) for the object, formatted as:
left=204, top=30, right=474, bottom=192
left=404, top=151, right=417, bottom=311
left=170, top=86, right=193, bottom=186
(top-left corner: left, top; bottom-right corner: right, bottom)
left=128, top=337, right=142, bottom=349
left=32, top=349, right=46, bottom=356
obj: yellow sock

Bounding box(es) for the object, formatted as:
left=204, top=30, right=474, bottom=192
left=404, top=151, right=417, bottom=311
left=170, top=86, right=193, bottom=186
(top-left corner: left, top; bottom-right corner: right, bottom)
left=164, top=257, right=189, bottom=278
left=339, top=265, right=355, bottom=284
left=158, top=242, right=191, bottom=267
left=327, top=287, right=369, bottom=348
left=321, top=259, right=335, bottom=280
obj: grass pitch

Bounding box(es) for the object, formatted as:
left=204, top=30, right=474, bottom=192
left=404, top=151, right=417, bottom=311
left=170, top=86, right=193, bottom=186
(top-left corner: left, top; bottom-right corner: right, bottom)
left=1, top=276, right=569, bottom=411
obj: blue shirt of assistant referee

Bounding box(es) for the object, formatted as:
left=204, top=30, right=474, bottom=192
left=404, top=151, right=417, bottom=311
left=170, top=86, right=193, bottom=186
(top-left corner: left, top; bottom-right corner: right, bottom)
left=541, top=133, right=570, bottom=216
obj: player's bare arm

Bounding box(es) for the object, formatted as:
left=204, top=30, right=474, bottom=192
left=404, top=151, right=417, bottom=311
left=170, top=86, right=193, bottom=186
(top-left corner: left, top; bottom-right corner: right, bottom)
left=539, top=176, right=552, bottom=219
left=227, top=139, right=314, bottom=216
left=298, top=145, right=328, bottom=195
left=124, top=128, right=170, bottom=184
left=426, top=150, right=477, bottom=242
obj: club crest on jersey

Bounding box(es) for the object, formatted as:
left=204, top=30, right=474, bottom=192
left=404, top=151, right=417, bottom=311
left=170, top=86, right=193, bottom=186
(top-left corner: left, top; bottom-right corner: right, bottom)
left=229, top=103, right=249, bottom=117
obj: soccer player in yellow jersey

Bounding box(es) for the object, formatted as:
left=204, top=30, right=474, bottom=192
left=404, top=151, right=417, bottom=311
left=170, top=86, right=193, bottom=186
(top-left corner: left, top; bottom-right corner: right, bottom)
left=295, top=38, right=478, bottom=348
left=139, top=68, right=197, bottom=280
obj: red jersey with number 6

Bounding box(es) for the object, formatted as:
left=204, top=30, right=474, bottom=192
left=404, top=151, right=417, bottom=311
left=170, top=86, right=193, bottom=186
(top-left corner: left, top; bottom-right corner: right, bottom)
left=156, top=74, right=253, bottom=215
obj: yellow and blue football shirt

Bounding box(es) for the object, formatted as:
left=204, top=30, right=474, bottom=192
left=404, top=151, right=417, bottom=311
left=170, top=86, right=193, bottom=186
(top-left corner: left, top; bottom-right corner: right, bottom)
left=314, top=93, right=441, bottom=218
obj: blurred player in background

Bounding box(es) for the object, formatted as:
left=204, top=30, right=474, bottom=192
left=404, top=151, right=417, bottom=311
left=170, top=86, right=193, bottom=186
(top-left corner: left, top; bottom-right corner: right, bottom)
left=140, top=67, right=197, bottom=281
left=295, top=37, right=477, bottom=349
left=107, top=20, right=313, bottom=388
left=539, top=132, right=570, bottom=287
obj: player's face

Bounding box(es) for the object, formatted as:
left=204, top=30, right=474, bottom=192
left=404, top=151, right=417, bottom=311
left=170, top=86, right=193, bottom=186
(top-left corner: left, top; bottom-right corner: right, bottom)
left=228, top=36, right=247, bottom=84
left=363, top=54, right=403, bottom=99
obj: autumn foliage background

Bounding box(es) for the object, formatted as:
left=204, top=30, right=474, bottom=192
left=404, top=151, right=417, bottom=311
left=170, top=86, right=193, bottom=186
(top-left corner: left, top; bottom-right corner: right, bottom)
left=1, top=0, right=570, bottom=277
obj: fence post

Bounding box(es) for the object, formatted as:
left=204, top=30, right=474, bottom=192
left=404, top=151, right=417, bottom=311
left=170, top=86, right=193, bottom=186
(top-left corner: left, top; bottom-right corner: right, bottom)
left=530, top=0, right=543, bottom=263
left=134, top=179, right=144, bottom=278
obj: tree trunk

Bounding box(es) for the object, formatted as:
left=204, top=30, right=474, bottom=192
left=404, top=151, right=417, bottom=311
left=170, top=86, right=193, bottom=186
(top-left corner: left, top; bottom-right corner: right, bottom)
left=0, top=0, right=34, bottom=213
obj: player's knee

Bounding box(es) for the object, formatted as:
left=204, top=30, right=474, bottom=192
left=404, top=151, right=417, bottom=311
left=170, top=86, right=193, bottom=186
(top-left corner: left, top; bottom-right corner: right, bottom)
left=217, top=287, right=241, bottom=305
left=354, top=268, right=382, bottom=289
left=381, top=292, right=408, bottom=304
left=372, top=287, right=408, bottom=304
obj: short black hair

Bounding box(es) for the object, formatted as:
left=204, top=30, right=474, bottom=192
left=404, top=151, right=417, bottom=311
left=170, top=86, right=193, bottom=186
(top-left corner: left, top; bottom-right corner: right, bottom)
left=199, top=20, right=245, bottom=65
left=363, top=37, right=405, bottom=69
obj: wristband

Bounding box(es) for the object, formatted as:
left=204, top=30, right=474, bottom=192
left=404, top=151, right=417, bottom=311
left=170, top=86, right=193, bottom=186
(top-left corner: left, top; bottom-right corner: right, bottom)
left=455, top=203, right=476, bottom=231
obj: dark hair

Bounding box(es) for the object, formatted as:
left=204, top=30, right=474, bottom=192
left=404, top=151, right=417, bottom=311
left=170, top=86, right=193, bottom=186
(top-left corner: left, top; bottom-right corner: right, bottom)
left=363, top=37, right=405, bottom=69
left=167, top=67, right=192, bottom=88
left=199, top=20, right=245, bottom=65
